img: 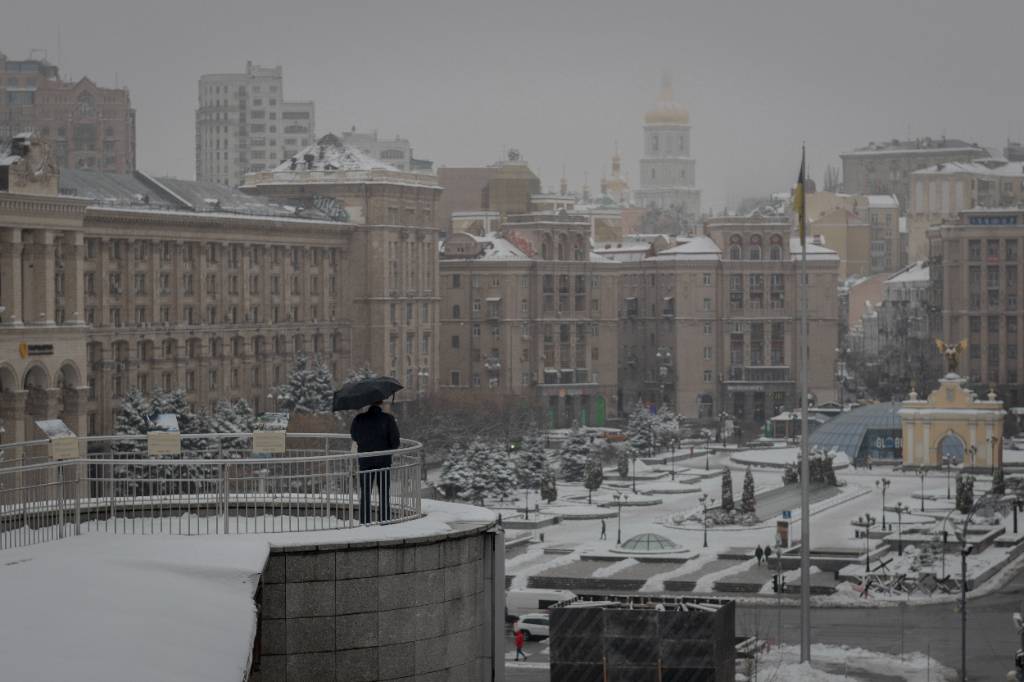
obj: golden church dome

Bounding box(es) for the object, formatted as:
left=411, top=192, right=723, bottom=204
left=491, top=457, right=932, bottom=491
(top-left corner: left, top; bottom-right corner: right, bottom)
left=644, top=75, right=689, bottom=125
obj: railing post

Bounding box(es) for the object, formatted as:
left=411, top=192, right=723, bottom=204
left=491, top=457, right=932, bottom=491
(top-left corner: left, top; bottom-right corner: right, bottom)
left=220, top=462, right=229, bottom=534
left=58, top=466, right=65, bottom=540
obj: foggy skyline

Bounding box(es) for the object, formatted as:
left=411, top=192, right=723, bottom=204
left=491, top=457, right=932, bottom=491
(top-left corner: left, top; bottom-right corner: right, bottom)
left=5, top=0, right=1024, bottom=210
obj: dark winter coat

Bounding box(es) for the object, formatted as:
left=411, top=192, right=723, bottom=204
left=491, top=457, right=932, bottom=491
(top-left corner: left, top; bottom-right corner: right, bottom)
left=350, top=405, right=401, bottom=470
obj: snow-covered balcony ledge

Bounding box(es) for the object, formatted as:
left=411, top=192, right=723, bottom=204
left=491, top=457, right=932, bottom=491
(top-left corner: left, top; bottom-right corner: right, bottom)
left=0, top=500, right=503, bottom=682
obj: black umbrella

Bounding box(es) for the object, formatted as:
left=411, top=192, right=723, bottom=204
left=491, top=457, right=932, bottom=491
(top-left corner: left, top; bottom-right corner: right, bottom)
left=332, top=376, right=404, bottom=411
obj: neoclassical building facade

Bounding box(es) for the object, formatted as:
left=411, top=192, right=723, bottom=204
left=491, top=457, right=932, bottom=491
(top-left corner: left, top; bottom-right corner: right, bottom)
left=0, top=134, right=440, bottom=441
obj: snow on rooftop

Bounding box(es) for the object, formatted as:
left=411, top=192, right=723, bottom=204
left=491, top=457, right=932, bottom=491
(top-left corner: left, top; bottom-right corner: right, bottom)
left=865, top=194, right=899, bottom=209
left=790, top=237, right=840, bottom=261
left=648, top=235, right=721, bottom=261
left=912, top=160, right=1024, bottom=177
left=274, top=136, right=400, bottom=173
left=885, top=261, right=929, bottom=284
left=448, top=232, right=530, bottom=261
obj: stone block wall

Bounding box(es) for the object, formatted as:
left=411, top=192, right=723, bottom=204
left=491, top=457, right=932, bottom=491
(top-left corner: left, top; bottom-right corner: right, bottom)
left=250, top=525, right=499, bottom=682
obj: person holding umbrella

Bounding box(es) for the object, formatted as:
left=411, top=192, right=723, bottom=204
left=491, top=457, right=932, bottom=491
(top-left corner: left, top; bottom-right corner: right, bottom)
left=334, top=376, right=404, bottom=524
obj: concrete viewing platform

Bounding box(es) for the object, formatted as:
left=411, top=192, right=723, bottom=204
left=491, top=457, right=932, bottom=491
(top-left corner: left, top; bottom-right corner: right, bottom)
left=0, top=500, right=500, bottom=682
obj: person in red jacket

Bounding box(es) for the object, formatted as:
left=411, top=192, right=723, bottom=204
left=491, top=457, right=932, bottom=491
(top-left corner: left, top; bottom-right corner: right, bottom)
left=514, top=627, right=527, bottom=661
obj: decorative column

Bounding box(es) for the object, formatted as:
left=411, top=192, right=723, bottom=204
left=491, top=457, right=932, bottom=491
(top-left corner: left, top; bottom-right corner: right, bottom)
left=0, top=229, right=24, bottom=324
left=22, top=229, right=56, bottom=325
left=60, top=231, right=86, bottom=325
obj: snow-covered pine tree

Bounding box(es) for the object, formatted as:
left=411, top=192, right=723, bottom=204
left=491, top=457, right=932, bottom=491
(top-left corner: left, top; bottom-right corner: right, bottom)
left=992, top=467, right=1006, bottom=496
left=515, top=428, right=548, bottom=492
left=617, top=446, right=630, bottom=478
left=653, top=407, right=680, bottom=453
left=439, top=443, right=470, bottom=500
left=741, top=466, right=756, bottom=513
left=540, top=464, right=558, bottom=503
left=721, top=468, right=734, bottom=511
left=626, top=401, right=655, bottom=457
left=278, top=353, right=330, bottom=414
left=583, top=453, right=604, bottom=504
left=961, top=474, right=975, bottom=512
left=113, top=388, right=149, bottom=454
left=456, top=439, right=495, bottom=505
left=310, top=355, right=336, bottom=413
left=344, top=365, right=378, bottom=382
left=489, top=441, right=519, bottom=504
left=558, top=424, right=591, bottom=481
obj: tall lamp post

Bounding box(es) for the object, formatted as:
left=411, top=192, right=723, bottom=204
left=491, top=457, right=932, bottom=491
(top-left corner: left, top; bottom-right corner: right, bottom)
left=894, top=502, right=909, bottom=556
left=705, top=432, right=711, bottom=471
left=876, top=478, right=891, bottom=531
left=916, top=468, right=928, bottom=512
left=613, top=492, right=628, bottom=545
left=986, top=435, right=1000, bottom=475
left=857, top=513, right=877, bottom=571
left=699, top=493, right=714, bottom=548
left=943, top=454, right=953, bottom=500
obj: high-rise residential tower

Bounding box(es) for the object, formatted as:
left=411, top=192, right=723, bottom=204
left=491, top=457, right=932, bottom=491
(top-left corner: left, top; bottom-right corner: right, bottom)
left=195, top=62, right=315, bottom=187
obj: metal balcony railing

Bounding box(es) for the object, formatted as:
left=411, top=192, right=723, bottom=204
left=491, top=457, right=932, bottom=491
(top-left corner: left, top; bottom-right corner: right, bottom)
left=0, top=433, right=422, bottom=551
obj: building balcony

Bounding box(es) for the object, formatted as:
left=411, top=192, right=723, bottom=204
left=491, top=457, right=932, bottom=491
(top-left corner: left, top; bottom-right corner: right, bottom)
left=724, top=366, right=793, bottom=383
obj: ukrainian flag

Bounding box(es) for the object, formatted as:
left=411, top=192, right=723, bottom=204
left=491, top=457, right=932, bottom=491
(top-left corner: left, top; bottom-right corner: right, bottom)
left=793, top=147, right=806, bottom=246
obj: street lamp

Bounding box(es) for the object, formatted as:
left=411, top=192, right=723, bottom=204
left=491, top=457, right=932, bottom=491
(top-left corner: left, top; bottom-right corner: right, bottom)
left=699, top=493, right=714, bottom=548
left=857, top=513, right=877, bottom=571
left=876, top=478, right=891, bottom=531
left=719, top=411, right=729, bottom=446
left=705, top=432, right=711, bottom=471
left=613, top=492, right=628, bottom=545
left=986, top=436, right=1000, bottom=475
left=894, top=502, right=909, bottom=556
left=968, top=444, right=977, bottom=469
left=484, top=356, right=501, bottom=389
left=417, top=367, right=429, bottom=399
left=943, top=454, right=953, bottom=500
left=916, top=468, right=928, bottom=512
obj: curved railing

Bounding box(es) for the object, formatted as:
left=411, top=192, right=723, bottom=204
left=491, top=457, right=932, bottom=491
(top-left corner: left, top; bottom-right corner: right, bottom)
left=0, top=433, right=423, bottom=550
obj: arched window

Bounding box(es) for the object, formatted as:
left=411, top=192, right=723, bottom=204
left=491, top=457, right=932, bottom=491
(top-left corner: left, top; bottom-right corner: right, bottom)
left=728, top=234, right=743, bottom=261
left=769, top=234, right=784, bottom=261
left=749, top=235, right=762, bottom=261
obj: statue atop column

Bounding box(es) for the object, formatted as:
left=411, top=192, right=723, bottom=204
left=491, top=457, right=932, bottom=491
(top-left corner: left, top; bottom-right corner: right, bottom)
left=934, top=339, right=968, bottom=375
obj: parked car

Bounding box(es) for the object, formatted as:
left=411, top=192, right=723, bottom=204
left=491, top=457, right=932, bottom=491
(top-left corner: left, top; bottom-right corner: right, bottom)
left=505, top=588, right=576, bottom=618
left=516, top=613, right=550, bottom=640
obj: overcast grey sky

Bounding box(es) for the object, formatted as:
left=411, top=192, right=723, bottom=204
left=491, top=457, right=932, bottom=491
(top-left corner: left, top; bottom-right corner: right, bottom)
left=6, top=0, right=1024, bottom=210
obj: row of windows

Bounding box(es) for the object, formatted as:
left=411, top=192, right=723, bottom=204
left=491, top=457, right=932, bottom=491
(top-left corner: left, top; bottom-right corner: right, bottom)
left=84, top=301, right=331, bottom=326
left=84, top=239, right=339, bottom=267
left=966, top=238, right=1020, bottom=261
left=87, top=272, right=337, bottom=297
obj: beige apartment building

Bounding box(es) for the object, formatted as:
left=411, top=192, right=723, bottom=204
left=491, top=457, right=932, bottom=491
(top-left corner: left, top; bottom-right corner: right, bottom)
left=616, top=217, right=840, bottom=431
left=841, top=137, right=989, bottom=209
left=808, top=207, right=871, bottom=280
left=929, top=207, right=1024, bottom=406
left=438, top=212, right=620, bottom=427
left=0, top=133, right=439, bottom=441
left=804, top=191, right=903, bottom=274
left=906, top=160, right=1024, bottom=261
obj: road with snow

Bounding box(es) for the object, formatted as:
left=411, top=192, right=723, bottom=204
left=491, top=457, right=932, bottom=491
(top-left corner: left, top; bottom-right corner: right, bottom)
left=505, top=564, right=1024, bottom=680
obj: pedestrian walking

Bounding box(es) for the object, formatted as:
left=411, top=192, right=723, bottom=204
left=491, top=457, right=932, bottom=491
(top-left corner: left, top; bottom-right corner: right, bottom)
left=600, top=519, right=607, bottom=540
left=350, top=400, right=401, bottom=524
left=754, top=545, right=764, bottom=565
left=514, top=627, right=528, bottom=661
left=764, top=545, right=772, bottom=564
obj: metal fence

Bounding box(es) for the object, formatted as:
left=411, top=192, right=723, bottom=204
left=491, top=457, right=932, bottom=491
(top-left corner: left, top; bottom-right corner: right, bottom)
left=0, top=433, right=423, bottom=550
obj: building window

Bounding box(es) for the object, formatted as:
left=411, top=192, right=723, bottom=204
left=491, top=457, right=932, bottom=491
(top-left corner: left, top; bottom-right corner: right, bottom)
left=451, top=335, right=460, bottom=349
left=703, top=298, right=712, bottom=312
left=704, top=321, right=712, bottom=335
left=450, top=371, right=460, bottom=386
left=703, top=346, right=712, bottom=360
left=704, top=370, right=712, bottom=383
left=452, top=304, right=460, bottom=319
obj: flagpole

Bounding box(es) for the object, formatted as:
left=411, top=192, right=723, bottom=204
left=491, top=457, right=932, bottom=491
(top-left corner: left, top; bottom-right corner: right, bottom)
left=798, top=146, right=812, bottom=663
